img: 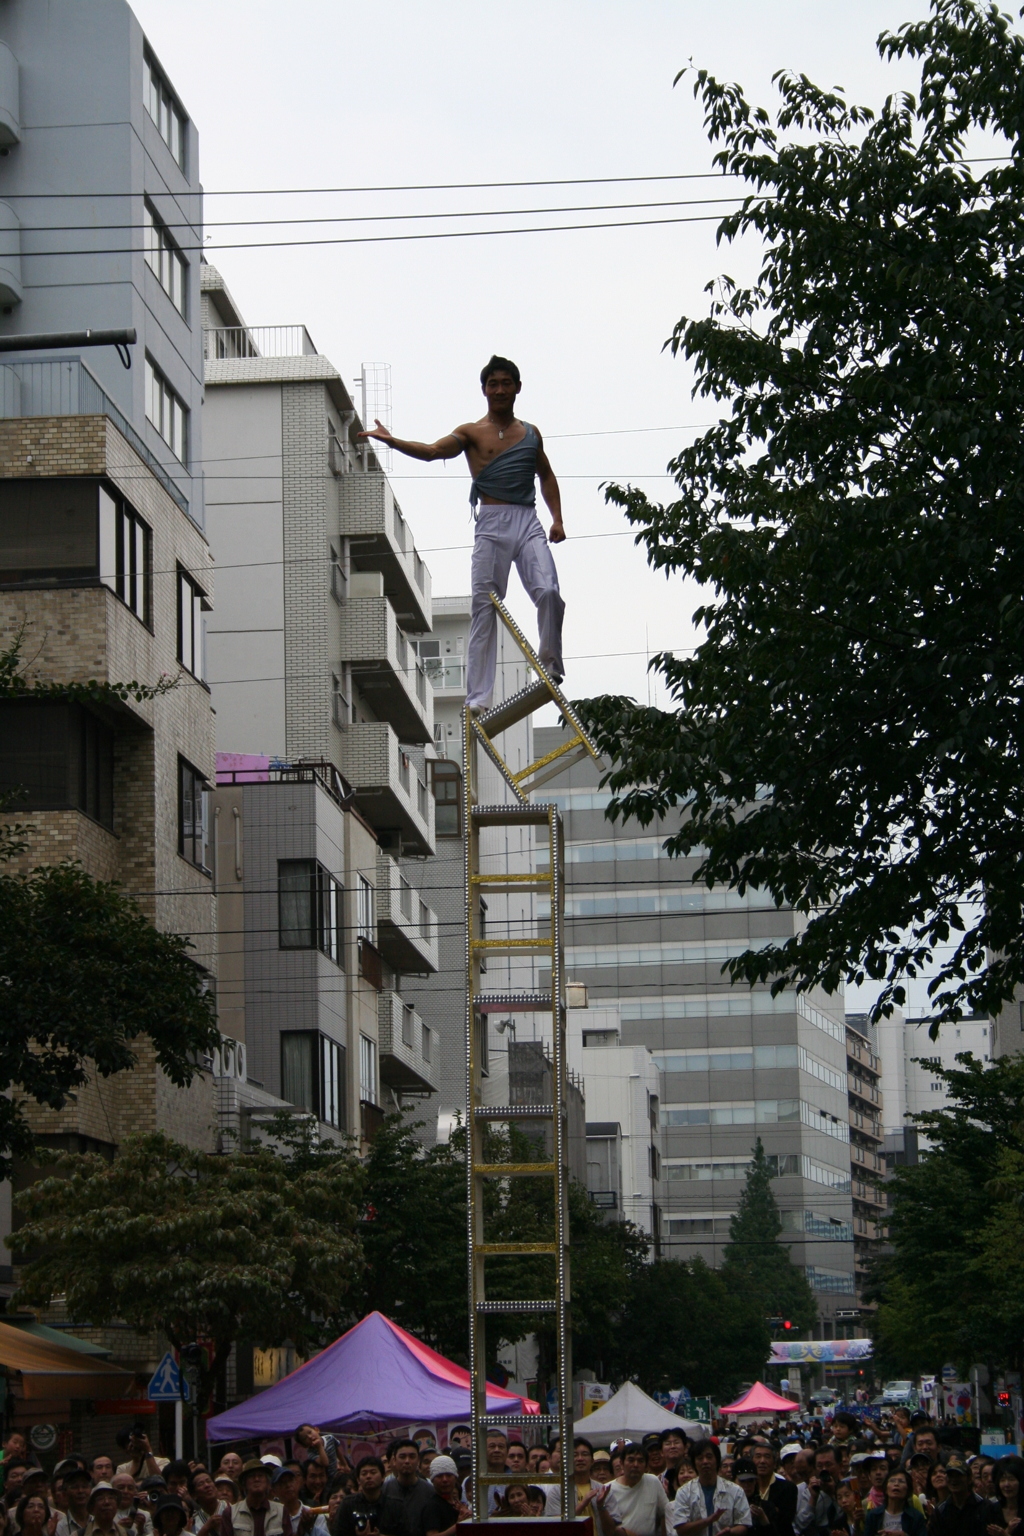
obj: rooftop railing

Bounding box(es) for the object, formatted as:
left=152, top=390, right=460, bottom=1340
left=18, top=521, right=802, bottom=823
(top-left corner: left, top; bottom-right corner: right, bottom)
left=203, top=325, right=318, bottom=360
left=0, top=354, right=189, bottom=514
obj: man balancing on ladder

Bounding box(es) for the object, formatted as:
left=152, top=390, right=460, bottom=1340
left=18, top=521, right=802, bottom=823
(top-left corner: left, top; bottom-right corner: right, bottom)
left=359, top=354, right=566, bottom=712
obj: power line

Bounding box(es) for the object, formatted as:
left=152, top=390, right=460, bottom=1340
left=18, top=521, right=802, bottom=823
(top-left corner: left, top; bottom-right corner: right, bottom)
left=13, top=194, right=749, bottom=235
left=0, top=171, right=737, bottom=199
left=12, top=210, right=730, bottom=258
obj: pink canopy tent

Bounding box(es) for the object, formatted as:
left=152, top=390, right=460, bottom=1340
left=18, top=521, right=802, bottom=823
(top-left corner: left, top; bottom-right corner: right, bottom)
left=718, top=1381, right=800, bottom=1415
left=207, top=1311, right=538, bottom=1440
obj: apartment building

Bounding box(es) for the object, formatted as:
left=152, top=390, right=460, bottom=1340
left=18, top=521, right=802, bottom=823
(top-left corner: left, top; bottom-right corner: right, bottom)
left=843, top=1017, right=886, bottom=1305
left=0, top=3, right=216, bottom=1171
left=201, top=266, right=439, bottom=1134
left=533, top=729, right=857, bottom=1326
left=872, top=1007, right=995, bottom=1159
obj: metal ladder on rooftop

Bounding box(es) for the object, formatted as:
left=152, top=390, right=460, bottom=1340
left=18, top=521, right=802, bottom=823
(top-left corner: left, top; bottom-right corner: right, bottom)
left=464, top=593, right=600, bottom=1520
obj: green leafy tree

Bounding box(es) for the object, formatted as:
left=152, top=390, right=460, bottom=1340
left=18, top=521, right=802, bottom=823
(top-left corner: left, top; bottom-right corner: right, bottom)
left=0, top=634, right=213, bottom=1174
left=870, top=1052, right=1024, bottom=1376
left=608, top=1257, right=770, bottom=1401
left=720, top=1139, right=817, bottom=1334
left=578, top=0, right=1024, bottom=1026
left=359, top=1114, right=647, bottom=1379
left=9, top=1122, right=365, bottom=1410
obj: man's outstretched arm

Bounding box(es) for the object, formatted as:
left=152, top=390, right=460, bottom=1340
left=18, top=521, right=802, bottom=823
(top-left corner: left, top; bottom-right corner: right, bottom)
left=536, top=434, right=565, bottom=543
left=359, top=419, right=467, bottom=462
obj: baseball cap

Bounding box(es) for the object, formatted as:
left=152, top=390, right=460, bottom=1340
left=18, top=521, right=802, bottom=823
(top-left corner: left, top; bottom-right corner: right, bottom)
left=641, top=1434, right=663, bottom=1453
left=943, top=1454, right=969, bottom=1476
left=592, top=1450, right=612, bottom=1464
left=734, top=1460, right=757, bottom=1480
left=781, top=1444, right=802, bottom=1461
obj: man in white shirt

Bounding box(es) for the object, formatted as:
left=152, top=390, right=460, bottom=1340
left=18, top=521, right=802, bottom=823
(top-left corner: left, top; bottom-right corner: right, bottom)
left=597, top=1442, right=671, bottom=1536
left=672, top=1441, right=751, bottom=1536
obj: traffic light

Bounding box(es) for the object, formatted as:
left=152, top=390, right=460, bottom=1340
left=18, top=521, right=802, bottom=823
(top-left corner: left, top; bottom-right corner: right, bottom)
left=998, top=1391, right=1011, bottom=1407
left=783, top=1320, right=793, bottom=1331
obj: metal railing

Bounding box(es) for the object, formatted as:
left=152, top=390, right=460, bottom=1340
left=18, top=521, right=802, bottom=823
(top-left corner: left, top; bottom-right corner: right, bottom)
left=0, top=355, right=189, bottom=514
left=203, top=325, right=318, bottom=360
left=423, top=657, right=467, bottom=690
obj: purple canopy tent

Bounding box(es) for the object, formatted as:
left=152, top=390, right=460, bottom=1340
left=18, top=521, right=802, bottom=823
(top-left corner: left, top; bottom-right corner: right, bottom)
left=206, top=1311, right=537, bottom=1440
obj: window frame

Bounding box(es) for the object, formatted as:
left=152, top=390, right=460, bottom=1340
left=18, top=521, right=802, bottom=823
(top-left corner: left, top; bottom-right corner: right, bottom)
left=177, top=565, right=207, bottom=680
left=280, top=1030, right=345, bottom=1130
left=99, top=484, right=152, bottom=628
left=178, top=755, right=210, bottom=872
left=277, top=859, right=344, bottom=967
left=145, top=355, right=189, bottom=464
left=359, top=1033, right=379, bottom=1107
left=143, top=48, right=187, bottom=171
left=143, top=200, right=187, bottom=318
left=429, top=758, right=463, bottom=837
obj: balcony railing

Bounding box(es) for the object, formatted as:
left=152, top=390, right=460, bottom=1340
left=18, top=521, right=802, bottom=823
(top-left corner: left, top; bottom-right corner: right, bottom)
left=0, top=355, right=189, bottom=514
left=203, top=325, right=318, bottom=360
left=423, top=657, right=467, bottom=691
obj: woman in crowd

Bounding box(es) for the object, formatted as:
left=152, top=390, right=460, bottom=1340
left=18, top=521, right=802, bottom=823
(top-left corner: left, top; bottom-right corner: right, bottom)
left=863, top=1470, right=927, bottom=1536
left=987, top=1455, right=1023, bottom=1536
left=15, top=1493, right=55, bottom=1536
left=923, top=1462, right=949, bottom=1522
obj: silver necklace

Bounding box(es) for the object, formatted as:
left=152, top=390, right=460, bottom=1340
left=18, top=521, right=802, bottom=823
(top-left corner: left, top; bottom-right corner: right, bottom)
left=497, top=417, right=514, bottom=440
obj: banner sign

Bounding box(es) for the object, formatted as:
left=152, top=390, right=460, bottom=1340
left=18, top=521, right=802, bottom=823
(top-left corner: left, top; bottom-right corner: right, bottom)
left=770, top=1339, right=873, bottom=1365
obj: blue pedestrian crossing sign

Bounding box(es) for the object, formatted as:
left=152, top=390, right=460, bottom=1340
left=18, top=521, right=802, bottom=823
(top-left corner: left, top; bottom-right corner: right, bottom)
left=148, top=1351, right=190, bottom=1401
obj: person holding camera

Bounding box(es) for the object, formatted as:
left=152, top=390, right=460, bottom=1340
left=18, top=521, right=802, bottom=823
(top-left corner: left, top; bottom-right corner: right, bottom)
left=116, top=1433, right=168, bottom=1484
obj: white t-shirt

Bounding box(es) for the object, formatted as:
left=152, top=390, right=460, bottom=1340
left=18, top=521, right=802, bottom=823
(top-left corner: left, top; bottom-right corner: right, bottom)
left=604, top=1473, right=671, bottom=1536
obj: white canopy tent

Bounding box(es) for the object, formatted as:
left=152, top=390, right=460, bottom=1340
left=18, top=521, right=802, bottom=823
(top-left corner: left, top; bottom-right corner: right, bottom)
left=577, top=1381, right=704, bottom=1442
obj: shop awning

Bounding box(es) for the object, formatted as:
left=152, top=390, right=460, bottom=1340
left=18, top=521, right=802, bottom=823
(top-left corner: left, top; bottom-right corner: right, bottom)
left=0, top=1320, right=133, bottom=1399
left=5, top=1319, right=112, bottom=1358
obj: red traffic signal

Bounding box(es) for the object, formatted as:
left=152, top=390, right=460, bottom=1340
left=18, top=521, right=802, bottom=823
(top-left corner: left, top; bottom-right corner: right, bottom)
left=998, top=1392, right=1011, bottom=1407
left=783, top=1320, right=792, bottom=1330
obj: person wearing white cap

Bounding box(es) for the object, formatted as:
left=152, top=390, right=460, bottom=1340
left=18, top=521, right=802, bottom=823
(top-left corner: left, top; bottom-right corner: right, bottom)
left=420, top=1459, right=469, bottom=1536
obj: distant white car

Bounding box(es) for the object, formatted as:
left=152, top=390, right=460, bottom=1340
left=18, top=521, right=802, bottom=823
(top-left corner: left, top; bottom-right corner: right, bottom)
left=881, top=1380, right=916, bottom=1405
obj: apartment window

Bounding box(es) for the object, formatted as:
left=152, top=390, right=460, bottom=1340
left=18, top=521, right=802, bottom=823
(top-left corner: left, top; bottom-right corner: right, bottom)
left=143, top=50, right=186, bottom=169
left=422, top=1022, right=432, bottom=1064
left=280, top=1031, right=345, bottom=1129
left=357, top=874, right=375, bottom=944
left=98, top=486, right=151, bottom=625
left=278, top=860, right=343, bottom=965
left=146, top=356, right=188, bottom=462
left=360, top=1034, right=378, bottom=1106
left=429, top=759, right=462, bottom=837
left=144, top=202, right=187, bottom=316
left=0, top=702, right=114, bottom=828
left=178, top=757, right=209, bottom=870
left=177, top=567, right=206, bottom=679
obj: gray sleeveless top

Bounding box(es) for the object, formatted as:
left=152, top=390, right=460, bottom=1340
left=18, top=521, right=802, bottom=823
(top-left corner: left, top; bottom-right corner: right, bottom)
left=469, top=423, right=539, bottom=508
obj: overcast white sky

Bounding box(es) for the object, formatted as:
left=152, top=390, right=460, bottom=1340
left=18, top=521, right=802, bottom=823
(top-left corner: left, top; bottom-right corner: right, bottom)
left=136, top=0, right=934, bottom=698
left=136, top=0, right=957, bottom=1011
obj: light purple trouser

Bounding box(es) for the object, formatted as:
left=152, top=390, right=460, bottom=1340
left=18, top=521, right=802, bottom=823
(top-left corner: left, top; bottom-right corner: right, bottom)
left=466, top=502, right=565, bottom=709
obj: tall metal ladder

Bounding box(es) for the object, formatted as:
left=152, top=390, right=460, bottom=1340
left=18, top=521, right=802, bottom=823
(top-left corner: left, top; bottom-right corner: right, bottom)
left=465, top=593, right=600, bottom=1519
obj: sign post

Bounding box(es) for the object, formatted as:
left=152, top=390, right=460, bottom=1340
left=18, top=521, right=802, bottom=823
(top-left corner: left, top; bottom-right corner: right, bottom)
left=147, top=1351, right=189, bottom=1457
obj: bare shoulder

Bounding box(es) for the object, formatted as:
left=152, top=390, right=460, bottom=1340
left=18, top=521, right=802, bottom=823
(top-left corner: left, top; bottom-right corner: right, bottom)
left=454, top=420, right=483, bottom=444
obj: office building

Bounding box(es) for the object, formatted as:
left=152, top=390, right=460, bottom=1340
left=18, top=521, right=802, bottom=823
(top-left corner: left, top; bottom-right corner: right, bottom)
left=843, top=1016, right=886, bottom=1303
left=201, top=265, right=439, bottom=1132
left=872, top=1007, right=995, bottom=1160
left=533, top=729, right=857, bottom=1326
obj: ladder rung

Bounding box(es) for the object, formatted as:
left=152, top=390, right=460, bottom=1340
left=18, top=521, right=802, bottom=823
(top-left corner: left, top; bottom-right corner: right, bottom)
left=477, top=678, right=554, bottom=736
left=475, top=1299, right=557, bottom=1314
left=519, top=743, right=591, bottom=792
left=473, top=1163, right=556, bottom=1177
left=511, top=734, right=584, bottom=785
left=472, top=803, right=557, bottom=827
left=477, top=1474, right=562, bottom=1485
left=471, top=937, right=552, bottom=951
left=475, top=991, right=558, bottom=1013
left=474, top=1104, right=556, bottom=1119
left=481, top=1414, right=558, bottom=1426
left=474, top=1242, right=558, bottom=1256
left=472, top=872, right=553, bottom=892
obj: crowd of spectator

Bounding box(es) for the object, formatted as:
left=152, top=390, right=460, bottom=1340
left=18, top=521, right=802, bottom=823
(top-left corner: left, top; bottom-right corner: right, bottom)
left=0, top=1407, right=1016, bottom=1536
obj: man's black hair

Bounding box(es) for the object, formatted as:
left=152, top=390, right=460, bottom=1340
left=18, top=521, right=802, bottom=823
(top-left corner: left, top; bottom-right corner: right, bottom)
left=391, top=1439, right=420, bottom=1455
left=834, top=1412, right=861, bottom=1431
left=355, top=1457, right=384, bottom=1477
left=574, top=1438, right=594, bottom=1453
left=691, top=1440, right=722, bottom=1470
left=450, top=1427, right=470, bottom=1438
left=164, top=1462, right=190, bottom=1481
left=480, top=355, right=520, bottom=387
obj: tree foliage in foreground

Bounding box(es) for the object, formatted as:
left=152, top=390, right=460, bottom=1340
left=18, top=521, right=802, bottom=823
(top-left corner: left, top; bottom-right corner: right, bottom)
left=9, top=1122, right=365, bottom=1411
left=869, top=1051, right=1024, bottom=1376
left=720, top=1138, right=817, bottom=1335
left=0, top=634, right=213, bottom=1175
left=578, top=0, right=1024, bottom=1025
left=358, top=1114, right=647, bottom=1376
